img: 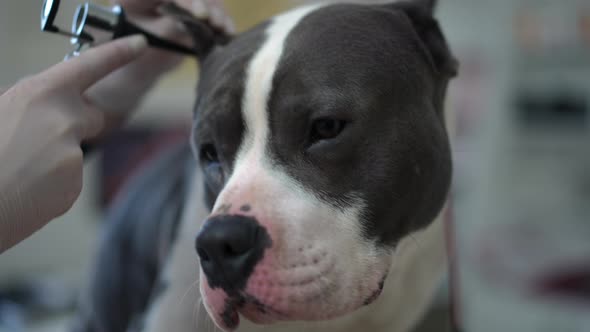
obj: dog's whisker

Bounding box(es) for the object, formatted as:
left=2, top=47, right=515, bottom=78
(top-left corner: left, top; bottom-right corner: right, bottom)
left=178, top=278, right=200, bottom=307
left=208, top=308, right=218, bottom=332
left=193, top=296, right=204, bottom=331
left=195, top=297, right=204, bottom=328
left=193, top=304, right=199, bottom=329
left=199, top=297, right=217, bottom=332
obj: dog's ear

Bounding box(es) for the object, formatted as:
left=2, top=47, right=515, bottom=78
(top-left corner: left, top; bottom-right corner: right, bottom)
left=158, top=3, right=232, bottom=58
left=413, top=0, right=437, bottom=12
left=390, top=0, right=458, bottom=78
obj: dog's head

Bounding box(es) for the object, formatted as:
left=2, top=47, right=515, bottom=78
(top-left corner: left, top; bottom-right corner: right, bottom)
left=189, top=1, right=456, bottom=330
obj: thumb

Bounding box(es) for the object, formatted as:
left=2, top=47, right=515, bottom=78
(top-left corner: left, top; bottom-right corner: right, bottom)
left=44, top=35, right=149, bottom=92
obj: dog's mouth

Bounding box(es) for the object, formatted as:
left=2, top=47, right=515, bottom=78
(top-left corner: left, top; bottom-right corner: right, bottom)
left=201, top=280, right=291, bottom=331
left=206, top=291, right=290, bottom=331
left=218, top=293, right=287, bottom=329
left=203, top=274, right=388, bottom=332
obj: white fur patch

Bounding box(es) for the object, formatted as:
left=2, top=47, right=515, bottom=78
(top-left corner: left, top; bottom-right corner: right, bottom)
left=214, top=5, right=323, bottom=212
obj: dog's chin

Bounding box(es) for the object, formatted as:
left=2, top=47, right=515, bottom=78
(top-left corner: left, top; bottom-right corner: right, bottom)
left=200, top=273, right=387, bottom=332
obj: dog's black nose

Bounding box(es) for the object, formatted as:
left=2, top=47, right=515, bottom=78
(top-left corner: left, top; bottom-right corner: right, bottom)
left=196, top=215, right=271, bottom=291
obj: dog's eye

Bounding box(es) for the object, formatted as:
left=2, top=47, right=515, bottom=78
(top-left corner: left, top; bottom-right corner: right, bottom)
left=200, top=144, right=219, bottom=163
left=310, top=118, right=346, bottom=143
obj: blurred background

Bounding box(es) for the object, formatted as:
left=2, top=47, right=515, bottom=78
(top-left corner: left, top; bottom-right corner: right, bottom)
left=1, top=0, right=589, bottom=331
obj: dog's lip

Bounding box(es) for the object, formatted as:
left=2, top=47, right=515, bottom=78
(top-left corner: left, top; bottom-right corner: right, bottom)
left=238, top=299, right=285, bottom=323
left=220, top=303, right=240, bottom=331
left=363, top=275, right=387, bottom=305
left=224, top=293, right=286, bottom=324
left=212, top=273, right=389, bottom=328
left=204, top=288, right=242, bottom=331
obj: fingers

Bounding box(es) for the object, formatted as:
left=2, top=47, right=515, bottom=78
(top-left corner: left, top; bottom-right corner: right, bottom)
left=79, top=103, right=105, bottom=140
left=112, top=0, right=167, bottom=15
left=190, top=0, right=234, bottom=33
left=204, top=0, right=234, bottom=33
left=132, top=13, right=191, bottom=46
left=119, top=0, right=235, bottom=34
left=42, top=35, right=149, bottom=92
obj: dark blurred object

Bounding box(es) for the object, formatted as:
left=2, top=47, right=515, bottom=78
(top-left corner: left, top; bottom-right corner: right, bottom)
left=534, top=265, right=590, bottom=302
left=514, top=90, right=588, bottom=129
left=98, top=126, right=190, bottom=209
left=0, top=299, right=25, bottom=331
left=72, top=141, right=193, bottom=332
left=577, top=8, right=590, bottom=46
left=0, top=278, right=77, bottom=331
left=413, top=306, right=451, bottom=332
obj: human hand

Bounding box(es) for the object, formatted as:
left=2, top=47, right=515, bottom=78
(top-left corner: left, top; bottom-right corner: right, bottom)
left=86, top=0, right=233, bottom=119
left=0, top=36, right=148, bottom=253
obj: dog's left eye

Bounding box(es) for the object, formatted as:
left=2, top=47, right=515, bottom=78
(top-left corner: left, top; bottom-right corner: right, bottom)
left=199, top=144, right=219, bottom=164
left=310, top=118, right=346, bottom=143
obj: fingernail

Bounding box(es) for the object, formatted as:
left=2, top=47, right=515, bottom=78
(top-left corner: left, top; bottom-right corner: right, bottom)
left=210, top=6, right=224, bottom=28
left=192, top=0, right=207, bottom=18
left=225, top=17, right=236, bottom=34
left=128, top=35, right=148, bottom=54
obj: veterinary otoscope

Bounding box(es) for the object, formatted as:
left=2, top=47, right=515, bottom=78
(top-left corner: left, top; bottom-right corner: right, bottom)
left=40, top=0, right=200, bottom=59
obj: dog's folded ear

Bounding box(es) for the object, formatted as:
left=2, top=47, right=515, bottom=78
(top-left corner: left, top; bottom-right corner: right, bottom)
left=389, top=0, right=458, bottom=78
left=413, top=0, right=437, bottom=12
left=158, top=3, right=232, bottom=58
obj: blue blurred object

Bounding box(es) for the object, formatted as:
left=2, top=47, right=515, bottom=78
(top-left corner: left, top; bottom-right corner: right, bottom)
left=0, top=300, right=26, bottom=332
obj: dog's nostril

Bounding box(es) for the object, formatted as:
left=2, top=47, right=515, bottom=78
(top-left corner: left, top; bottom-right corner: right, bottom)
left=223, top=243, right=244, bottom=257
left=197, top=247, right=211, bottom=262
left=223, top=243, right=233, bottom=256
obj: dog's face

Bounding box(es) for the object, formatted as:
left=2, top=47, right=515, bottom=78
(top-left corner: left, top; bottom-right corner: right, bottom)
left=190, top=1, right=456, bottom=330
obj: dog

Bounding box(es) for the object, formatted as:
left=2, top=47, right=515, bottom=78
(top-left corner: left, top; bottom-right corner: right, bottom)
left=73, top=1, right=457, bottom=331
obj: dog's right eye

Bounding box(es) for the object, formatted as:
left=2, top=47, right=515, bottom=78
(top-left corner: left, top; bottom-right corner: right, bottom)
left=199, top=144, right=224, bottom=197
left=200, top=144, right=219, bottom=164
left=309, top=118, right=347, bottom=145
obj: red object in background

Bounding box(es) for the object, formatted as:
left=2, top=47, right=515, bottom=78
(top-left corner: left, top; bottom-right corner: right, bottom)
left=99, top=126, right=191, bottom=209
left=534, top=265, right=590, bottom=304
left=514, top=9, right=541, bottom=50
left=579, top=10, right=590, bottom=46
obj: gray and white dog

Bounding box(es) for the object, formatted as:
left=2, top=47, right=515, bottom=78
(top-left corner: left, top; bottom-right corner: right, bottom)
left=74, top=1, right=457, bottom=331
